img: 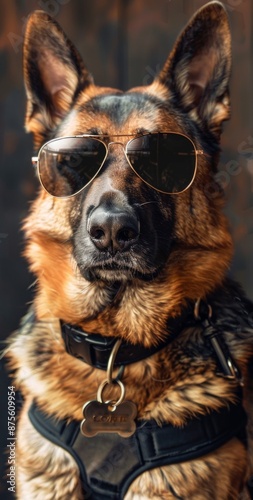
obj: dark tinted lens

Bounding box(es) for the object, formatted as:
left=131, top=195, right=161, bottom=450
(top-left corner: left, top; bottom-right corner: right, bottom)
left=38, top=137, right=106, bottom=197
left=126, top=133, right=196, bottom=194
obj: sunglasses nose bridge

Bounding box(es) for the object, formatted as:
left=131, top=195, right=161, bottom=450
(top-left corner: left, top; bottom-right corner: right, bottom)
left=107, top=141, right=125, bottom=152
left=105, top=141, right=130, bottom=167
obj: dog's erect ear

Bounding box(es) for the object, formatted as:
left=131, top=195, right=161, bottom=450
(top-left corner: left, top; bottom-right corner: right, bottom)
left=156, top=1, right=231, bottom=136
left=23, top=11, right=93, bottom=146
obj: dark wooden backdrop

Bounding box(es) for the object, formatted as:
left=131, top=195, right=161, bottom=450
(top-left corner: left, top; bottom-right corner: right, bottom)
left=0, top=1, right=252, bottom=498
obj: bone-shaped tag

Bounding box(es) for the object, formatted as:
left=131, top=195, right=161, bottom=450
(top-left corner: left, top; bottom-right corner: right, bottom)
left=80, top=400, right=137, bottom=438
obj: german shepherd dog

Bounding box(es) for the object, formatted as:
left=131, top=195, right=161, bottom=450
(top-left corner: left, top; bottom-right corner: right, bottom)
left=7, top=1, right=253, bottom=499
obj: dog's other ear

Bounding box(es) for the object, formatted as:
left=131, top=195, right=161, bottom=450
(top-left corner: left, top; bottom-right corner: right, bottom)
left=23, top=11, right=93, bottom=147
left=156, top=1, right=231, bottom=136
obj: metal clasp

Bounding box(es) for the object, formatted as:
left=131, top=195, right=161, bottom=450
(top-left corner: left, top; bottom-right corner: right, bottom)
left=97, top=339, right=125, bottom=407
left=194, top=299, right=244, bottom=386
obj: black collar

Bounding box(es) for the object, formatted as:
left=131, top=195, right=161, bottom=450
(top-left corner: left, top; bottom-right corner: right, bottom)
left=61, top=301, right=243, bottom=384
left=61, top=304, right=193, bottom=370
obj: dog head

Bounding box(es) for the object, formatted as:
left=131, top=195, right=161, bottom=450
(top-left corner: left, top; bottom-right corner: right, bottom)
left=23, top=2, right=233, bottom=345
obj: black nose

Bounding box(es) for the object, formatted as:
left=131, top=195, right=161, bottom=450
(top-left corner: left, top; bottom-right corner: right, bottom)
left=88, top=205, right=140, bottom=253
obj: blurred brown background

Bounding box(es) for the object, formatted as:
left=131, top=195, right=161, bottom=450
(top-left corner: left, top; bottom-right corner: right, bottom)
left=0, top=1, right=252, bottom=498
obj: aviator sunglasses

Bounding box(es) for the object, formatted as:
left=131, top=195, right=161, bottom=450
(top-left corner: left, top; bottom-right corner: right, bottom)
left=32, top=133, right=204, bottom=198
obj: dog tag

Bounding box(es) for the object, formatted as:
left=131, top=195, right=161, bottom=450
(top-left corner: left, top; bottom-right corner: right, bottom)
left=81, top=400, right=137, bottom=438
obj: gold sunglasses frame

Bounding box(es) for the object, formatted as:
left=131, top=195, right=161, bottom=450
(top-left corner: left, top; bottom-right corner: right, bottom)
left=31, top=133, right=204, bottom=198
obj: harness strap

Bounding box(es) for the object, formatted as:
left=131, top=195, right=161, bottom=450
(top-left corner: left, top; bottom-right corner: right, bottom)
left=28, top=399, right=247, bottom=499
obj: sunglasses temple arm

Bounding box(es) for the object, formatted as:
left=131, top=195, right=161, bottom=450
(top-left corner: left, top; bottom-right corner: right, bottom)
left=31, top=156, right=38, bottom=168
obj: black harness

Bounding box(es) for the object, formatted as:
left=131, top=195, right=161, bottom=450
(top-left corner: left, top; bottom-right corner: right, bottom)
left=27, top=305, right=249, bottom=499
left=29, top=399, right=247, bottom=500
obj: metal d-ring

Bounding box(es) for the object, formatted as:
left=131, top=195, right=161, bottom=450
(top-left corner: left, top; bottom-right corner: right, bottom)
left=107, top=339, right=123, bottom=384
left=194, top=298, right=212, bottom=321
left=97, top=379, right=126, bottom=407
left=97, top=339, right=125, bottom=406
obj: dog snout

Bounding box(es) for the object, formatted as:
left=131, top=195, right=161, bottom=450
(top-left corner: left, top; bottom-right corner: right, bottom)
left=87, top=204, right=140, bottom=253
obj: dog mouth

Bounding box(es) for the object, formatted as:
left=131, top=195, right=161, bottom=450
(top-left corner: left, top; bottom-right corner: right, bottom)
left=80, top=255, right=160, bottom=283
left=84, top=267, right=159, bottom=283
left=74, top=227, right=171, bottom=284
